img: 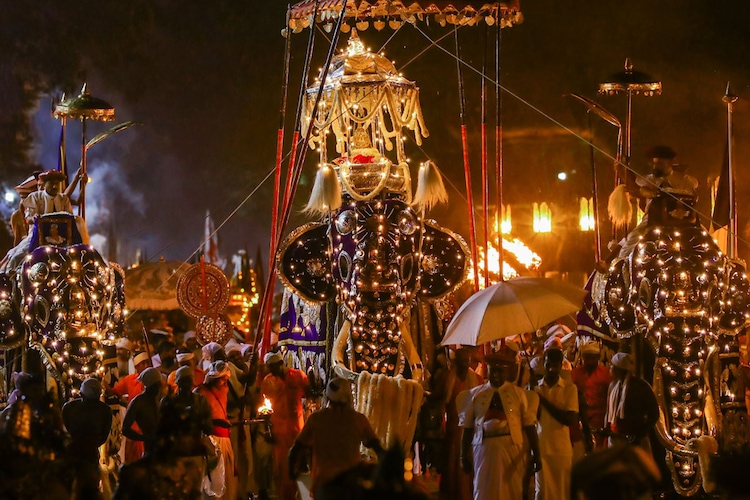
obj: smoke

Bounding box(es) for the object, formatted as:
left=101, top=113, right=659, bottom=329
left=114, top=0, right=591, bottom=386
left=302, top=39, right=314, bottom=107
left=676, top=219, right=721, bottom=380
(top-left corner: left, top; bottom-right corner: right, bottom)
left=23, top=93, right=151, bottom=265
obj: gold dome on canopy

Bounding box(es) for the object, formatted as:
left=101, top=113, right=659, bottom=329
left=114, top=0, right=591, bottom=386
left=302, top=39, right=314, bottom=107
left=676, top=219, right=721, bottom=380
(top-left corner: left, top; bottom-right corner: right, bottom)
left=313, top=29, right=411, bottom=88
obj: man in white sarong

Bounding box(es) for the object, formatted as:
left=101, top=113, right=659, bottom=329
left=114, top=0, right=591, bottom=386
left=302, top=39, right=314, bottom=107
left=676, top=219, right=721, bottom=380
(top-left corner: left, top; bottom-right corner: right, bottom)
left=459, top=349, right=540, bottom=500
left=535, top=348, right=579, bottom=500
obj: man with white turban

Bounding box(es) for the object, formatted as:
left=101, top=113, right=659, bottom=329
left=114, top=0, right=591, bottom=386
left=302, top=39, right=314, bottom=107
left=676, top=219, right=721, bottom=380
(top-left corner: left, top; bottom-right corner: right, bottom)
left=571, top=342, right=612, bottom=450
left=534, top=349, right=578, bottom=500
left=197, top=360, right=235, bottom=499
left=605, top=353, right=659, bottom=451
left=261, top=351, right=310, bottom=500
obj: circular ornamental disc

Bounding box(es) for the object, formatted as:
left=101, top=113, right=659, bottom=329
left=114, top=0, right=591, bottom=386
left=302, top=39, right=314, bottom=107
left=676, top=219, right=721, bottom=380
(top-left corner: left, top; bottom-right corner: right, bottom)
left=196, top=314, right=233, bottom=346
left=176, top=262, right=230, bottom=318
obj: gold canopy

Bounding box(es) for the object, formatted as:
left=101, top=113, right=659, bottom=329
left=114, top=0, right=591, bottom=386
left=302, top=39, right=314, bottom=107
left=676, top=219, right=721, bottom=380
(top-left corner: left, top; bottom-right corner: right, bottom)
left=54, top=83, right=115, bottom=122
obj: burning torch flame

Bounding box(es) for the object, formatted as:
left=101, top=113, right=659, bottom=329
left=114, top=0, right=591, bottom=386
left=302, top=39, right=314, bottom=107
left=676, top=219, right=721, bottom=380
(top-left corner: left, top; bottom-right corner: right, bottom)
left=470, top=238, right=542, bottom=286
left=258, top=397, right=274, bottom=416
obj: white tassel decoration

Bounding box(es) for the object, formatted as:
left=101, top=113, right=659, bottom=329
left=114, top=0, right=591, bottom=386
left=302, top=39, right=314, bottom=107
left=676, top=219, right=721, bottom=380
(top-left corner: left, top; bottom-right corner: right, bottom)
left=607, top=184, right=632, bottom=229
left=412, top=160, right=448, bottom=211
left=304, top=165, right=341, bottom=217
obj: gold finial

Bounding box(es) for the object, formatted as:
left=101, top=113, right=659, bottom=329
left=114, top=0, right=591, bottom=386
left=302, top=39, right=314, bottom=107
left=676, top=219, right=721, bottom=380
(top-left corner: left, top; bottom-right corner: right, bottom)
left=346, top=28, right=365, bottom=56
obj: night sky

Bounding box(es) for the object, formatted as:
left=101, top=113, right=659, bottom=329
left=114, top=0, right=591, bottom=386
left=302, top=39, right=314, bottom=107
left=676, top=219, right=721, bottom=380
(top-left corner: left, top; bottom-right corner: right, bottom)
left=2, top=1, right=750, bottom=271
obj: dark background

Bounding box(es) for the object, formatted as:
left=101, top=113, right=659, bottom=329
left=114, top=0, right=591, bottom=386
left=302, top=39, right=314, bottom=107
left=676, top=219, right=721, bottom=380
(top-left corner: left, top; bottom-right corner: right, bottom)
left=2, top=1, right=750, bottom=275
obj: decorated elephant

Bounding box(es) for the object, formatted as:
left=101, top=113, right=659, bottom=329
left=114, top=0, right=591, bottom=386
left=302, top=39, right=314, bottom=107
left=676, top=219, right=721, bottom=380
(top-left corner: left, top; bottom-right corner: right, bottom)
left=587, top=192, right=750, bottom=496
left=275, top=30, right=470, bottom=450
left=0, top=213, right=126, bottom=399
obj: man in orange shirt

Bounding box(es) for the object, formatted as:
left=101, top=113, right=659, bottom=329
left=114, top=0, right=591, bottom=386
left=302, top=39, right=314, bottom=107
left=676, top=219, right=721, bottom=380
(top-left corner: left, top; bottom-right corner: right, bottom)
left=571, top=342, right=612, bottom=450
left=289, top=377, right=382, bottom=498
left=261, top=351, right=310, bottom=500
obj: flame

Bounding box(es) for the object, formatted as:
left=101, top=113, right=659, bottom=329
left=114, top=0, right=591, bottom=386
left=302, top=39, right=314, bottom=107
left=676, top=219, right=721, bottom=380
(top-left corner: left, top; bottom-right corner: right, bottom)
left=470, top=237, right=542, bottom=285
left=258, top=396, right=274, bottom=416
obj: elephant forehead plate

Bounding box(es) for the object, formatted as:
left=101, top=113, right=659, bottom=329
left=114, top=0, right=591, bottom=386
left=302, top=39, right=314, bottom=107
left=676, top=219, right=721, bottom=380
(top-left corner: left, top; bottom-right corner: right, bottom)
left=177, top=262, right=231, bottom=318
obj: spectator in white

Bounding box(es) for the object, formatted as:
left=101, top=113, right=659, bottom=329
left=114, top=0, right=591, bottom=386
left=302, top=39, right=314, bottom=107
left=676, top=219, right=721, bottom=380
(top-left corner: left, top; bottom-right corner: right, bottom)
left=535, top=348, right=579, bottom=500
left=241, top=343, right=254, bottom=364
left=223, top=341, right=255, bottom=500
left=149, top=330, right=171, bottom=367
left=154, top=341, right=177, bottom=378
left=184, top=331, right=201, bottom=360
left=201, top=341, right=224, bottom=371
left=226, top=343, right=245, bottom=370
left=167, top=350, right=205, bottom=391
left=459, top=349, right=541, bottom=500
left=605, top=352, right=659, bottom=451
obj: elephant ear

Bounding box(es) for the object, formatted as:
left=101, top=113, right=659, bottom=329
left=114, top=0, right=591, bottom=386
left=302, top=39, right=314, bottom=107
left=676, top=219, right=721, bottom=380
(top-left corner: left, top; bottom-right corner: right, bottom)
left=418, top=220, right=470, bottom=300
left=276, top=222, right=335, bottom=305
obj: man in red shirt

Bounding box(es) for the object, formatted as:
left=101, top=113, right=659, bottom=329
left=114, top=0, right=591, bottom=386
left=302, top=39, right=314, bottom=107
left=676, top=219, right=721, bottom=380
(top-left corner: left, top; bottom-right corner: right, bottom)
left=109, top=351, right=150, bottom=463
left=261, top=351, right=310, bottom=500
left=571, top=342, right=612, bottom=450
left=198, top=360, right=235, bottom=499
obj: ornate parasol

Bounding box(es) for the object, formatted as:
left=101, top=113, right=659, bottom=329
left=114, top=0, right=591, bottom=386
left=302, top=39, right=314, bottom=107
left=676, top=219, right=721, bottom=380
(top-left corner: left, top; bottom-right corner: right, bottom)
left=598, top=59, right=661, bottom=230
left=53, top=84, right=115, bottom=121
left=597, top=59, right=661, bottom=164
left=287, top=0, right=522, bottom=32
left=301, top=28, right=427, bottom=204
left=53, top=83, right=116, bottom=220
left=599, top=60, right=662, bottom=96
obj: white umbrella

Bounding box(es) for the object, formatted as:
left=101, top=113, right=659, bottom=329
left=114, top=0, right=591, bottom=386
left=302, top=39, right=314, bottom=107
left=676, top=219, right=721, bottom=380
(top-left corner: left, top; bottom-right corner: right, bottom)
left=440, top=277, right=588, bottom=346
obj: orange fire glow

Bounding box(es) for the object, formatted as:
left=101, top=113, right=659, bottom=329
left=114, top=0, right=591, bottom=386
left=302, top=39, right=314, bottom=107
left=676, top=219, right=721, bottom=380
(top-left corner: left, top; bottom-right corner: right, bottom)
left=471, top=237, right=542, bottom=285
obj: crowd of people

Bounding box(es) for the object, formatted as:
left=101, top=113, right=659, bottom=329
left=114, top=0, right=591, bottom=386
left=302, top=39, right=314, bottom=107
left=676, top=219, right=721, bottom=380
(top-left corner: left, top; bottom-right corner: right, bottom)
left=0, top=328, right=315, bottom=500
left=420, top=324, right=663, bottom=500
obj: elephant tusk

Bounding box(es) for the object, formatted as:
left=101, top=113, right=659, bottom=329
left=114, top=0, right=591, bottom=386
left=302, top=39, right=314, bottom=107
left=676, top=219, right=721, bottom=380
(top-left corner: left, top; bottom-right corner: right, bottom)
left=654, top=413, right=698, bottom=458
left=399, top=319, right=423, bottom=381
left=653, top=368, right=699, bottom=457
left=332, top=319, right=357, bottom=380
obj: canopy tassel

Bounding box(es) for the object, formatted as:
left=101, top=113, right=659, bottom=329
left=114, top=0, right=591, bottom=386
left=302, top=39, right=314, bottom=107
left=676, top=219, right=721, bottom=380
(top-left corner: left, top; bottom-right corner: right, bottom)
left=412, top=160, right=448, bottom=211
left=304, top=165, right=341, bottom=217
